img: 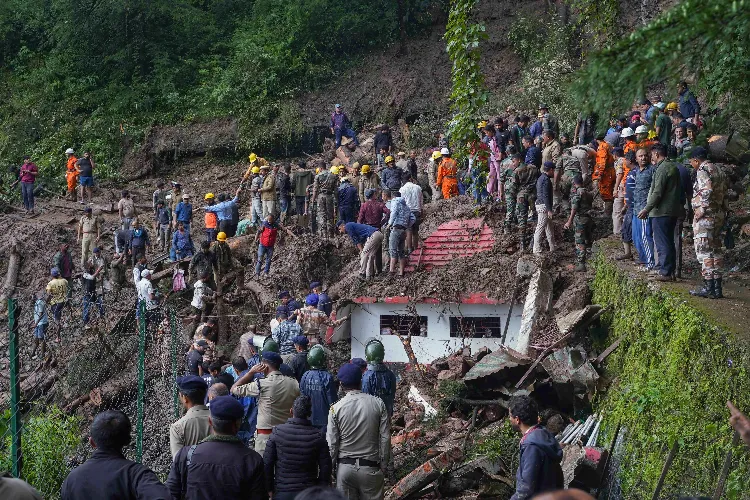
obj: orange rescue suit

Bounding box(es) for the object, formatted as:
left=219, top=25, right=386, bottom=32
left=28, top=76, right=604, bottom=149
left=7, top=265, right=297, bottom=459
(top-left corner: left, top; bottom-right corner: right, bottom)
left=205, top=211, right=218, bottom=230
left=66, top=156, right=79, bottom=191
left=436, top=157, right=459, bottom=199
left=592, top=142, right=616, bottom=202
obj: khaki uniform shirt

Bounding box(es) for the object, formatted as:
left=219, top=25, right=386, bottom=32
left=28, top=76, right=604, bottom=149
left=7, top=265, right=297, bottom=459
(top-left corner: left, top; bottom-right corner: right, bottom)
left=231, top=371, right=299, bottom=430
left=79, top=215, right=99, bottom=234
left=326, top=390, right=390, bottom=465
left=118, top=198, right=136, bottom=218
left=169, top=405, right=210, bottom=458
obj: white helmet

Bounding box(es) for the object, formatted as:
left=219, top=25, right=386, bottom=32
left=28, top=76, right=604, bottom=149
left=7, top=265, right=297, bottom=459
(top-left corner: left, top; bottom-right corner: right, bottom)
left=635, top=125, right=649, bottom=135
left=65, top=148, right=75, bottom=154
left=621, top=127, right=635, bottom=138
left=440, top=147, right=450, bottom=155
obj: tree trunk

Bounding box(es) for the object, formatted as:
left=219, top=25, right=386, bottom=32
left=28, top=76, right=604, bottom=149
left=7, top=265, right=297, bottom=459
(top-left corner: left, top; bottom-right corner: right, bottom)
left=0, top=238, right=22, bottom=315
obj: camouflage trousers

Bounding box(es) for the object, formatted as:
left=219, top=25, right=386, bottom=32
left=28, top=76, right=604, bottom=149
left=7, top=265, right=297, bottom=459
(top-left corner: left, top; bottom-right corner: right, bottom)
left=574, top=214, right=593, bottom=264
left=503, top=190, right=517, bottom=229
left=694, top=224, right=723, bottom=279
left=557, top=170, right=578, bottom=212
left=317, top=194, right=334, bottom=236
left=516, top=191, right=531, bottom=246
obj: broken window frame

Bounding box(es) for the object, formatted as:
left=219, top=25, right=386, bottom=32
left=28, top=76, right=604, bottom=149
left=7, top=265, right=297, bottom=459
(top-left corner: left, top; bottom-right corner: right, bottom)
left=448, top=316, right=502, bottom=338
left=379, top=314, right=428, bottom=337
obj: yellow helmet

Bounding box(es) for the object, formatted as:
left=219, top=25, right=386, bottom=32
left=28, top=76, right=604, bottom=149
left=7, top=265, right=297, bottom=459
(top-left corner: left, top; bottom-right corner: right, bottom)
left=330, top=166, right=340, bottom=175
left=666, top=102, right=678, bottom=112
left=385, top=155, right=394, bottom=164
left=315, top=167, right=322, bottom=174
left=251, top=166, right=260, bottom=174
left=477, top=120, right=488, bottom=129
left=204, top=193, right=215, bottom=200
left=431, top=151, right=442, bottom=160
left=361, top=164, right=371, bottom=174
left=217, top=232, right=227, bottom=242
left=248, top=153, right=257, bottom=163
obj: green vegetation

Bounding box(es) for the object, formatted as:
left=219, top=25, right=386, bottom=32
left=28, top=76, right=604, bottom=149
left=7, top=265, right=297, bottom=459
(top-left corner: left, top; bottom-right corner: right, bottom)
left=0, top=0, right=437, bottom=186
left=0, top=407, right=81, bottom=499
left=592, top=256, right=750, bottom=498
left=444, top=0, right=488, bottom=156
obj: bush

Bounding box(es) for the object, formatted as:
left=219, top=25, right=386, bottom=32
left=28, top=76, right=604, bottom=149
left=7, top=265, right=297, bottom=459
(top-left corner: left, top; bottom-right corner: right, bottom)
left=0, top=406, right=81, bottom=499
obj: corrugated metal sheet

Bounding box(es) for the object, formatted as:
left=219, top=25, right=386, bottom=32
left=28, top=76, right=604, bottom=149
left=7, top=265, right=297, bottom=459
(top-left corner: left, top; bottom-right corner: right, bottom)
left=405, top=218, right=494, bottom=272
left=353, top=292, right=504, bottom=305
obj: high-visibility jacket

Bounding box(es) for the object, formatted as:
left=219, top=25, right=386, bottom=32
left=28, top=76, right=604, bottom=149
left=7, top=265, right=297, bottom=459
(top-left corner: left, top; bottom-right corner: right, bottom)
left=437, top=158, right=459, bottom=199
left=204, top=211, right=218, bottom=229
left=592, top=142, right=616, bottom=202
left=66, top=156, right=79, bottom=190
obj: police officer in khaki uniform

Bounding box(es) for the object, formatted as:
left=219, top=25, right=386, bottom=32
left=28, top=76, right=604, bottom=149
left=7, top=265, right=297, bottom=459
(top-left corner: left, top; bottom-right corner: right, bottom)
left=169, top=375, right=210, bottom=458
left=77, top=207, right=100, bottom=268
left=231, top=350, right=300, bottom=455
left=327, top=363, right=390, bottom=500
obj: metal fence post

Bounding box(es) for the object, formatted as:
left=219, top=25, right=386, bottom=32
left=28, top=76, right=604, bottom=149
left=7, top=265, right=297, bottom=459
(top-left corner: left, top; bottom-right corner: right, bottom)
left=136, top=300, right=146, bottom=463
left=169, top=308, right=179, bottom=419
left=8, top=298, right=22, bottom=477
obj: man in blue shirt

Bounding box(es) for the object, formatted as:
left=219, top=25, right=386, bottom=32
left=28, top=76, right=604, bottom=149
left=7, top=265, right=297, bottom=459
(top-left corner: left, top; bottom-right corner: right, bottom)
left=271, top=308, right=303, bottom=362
left=339, top=221, right=384, bottom=279
left=386, top=193, right=415, bottom=277
left=523, top=136, right=542, bottom=167
left=677, top=81, right=700, bottom=123
left=205, top=187, right=241, bottom=236
left=330, top=104, right=359, bottom=148
left=337, top=177, right=359, bottom=224
left=172, top=194, right=193, bottom=233
left=300, top=345, right=338, bottom=435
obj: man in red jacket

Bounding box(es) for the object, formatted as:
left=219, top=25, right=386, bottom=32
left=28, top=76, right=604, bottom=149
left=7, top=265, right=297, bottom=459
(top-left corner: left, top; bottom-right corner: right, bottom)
left=255, top=213, right=295, bottom=277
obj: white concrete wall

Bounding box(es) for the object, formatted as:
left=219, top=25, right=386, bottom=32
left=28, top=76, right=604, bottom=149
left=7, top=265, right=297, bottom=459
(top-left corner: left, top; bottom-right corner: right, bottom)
left=350, top=302, right=522, bottom=364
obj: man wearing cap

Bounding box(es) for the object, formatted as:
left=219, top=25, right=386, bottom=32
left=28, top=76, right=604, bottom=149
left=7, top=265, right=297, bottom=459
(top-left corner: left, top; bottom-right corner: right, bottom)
left=328, top=363, right=390, bottom=500
left=339, top=221, right=384, bottom=280
left=77, top=206, right=101, bottom=268
left=65, top=148, right=79, bottom=202
left=186, top=340, right=208, bottom=376
left=358, top=164, right=381, bottom=204
left=136, top=268, right=160, bottom=325
left=232, top=351, right=300, bottom=455
left=288, top=336, right=311, bottom=381
left=310, top=281, right=333, bottom=316
left=118, top=190, right=137, bottom=231
left=173, top=193, right=193, bottom=233
left=301, top=346, right=338, bottom=434
left=168, top=182, right=183, bottom=212
left=312, top=165, right=340, bottom=239
left=436, top=148, right=459, bottom=199
left=337, top=175, right=359, bottom=224
left=279, top=291, right=302, bottom=322
left=152, top=181, right=167, bottom=216
left=203, top=192, right=218, bottom=242
left=330, top=104, right=359, bottom=149
left=167, top=395, right=266, bottom=499
left=212, top=231, right=244, bottom=291
left=264, top=395, right=332, bottom=500
left=170, top=221, right=195, bottom=261
left=170, top=375, right=210, bottom=457
left=297, top=294, right=328, bottom=342
left=689, top=147, right=728, bottom=298
left=189, top=240, right=215, bottom=285
left=380, top=156, right=402, bottom=192
left=533, top=162, right=556, bottom=254
left=206, top=186, right=242, bottom=237
left=272, top=308, right=304, bottom=362
left=357, top=187, right=389, bottom=228
left=46, top=267, right=68, bottom=343
left=653, top=102, right=672, bottom=147
left=128, top=219, right=151, bottom=260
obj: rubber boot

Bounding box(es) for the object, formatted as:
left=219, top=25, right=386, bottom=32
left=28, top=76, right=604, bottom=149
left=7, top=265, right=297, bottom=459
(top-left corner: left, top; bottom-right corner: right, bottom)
left=690, top=279, right=714, bottom=298
left=713, top=277, right=723, bottom=299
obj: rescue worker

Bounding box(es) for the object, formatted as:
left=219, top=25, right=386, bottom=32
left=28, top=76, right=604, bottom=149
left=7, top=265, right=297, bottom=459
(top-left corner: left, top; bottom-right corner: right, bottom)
left=170, top=221, right=195, bottom=261
left=621, top=127, right=637, bottom=155
left=340, top=220, right=384, bottom=280
left=169, top=182, right=183, bottom=213
left=385, top=192, right=415, bottom=276
left=77, top=207, right=100, bottom=268
left=231, top=351, right=300, bottom=455
left=311, top=281, right=333, bottom=316
left=533, top=162, right=556, bottom=254
left=635, top=125, right=657, bottom=150
left=563, top=175, right=593, bottom=272
left=61, top=410, right=169, bottom=499
left=539, top=103, right=560, bottom=137
left=312, top=165, right=339, bottom=239
left=46, top=267, right=68, bottom=343
left=169, top=375, right=210, bottom=458
left=277, top=163, right=292, bottom=223
left=118, top=190, right=137, bottom=231
left=152, top=181, right=167, bottom=217
left=358, top=164, right=381, bottom=204
left=514, top=158, right=540, bottom=252
left=689, top=147, right=728, bottom=298
left=260, top=164, right=277, bottom=219
left=555, top=145, right=594, bottom=212
left=64, top=148, right=79, bottom=202
left=189, top=240, right=215, bottom=285
left=297, top=294, right=347, bottom=345
left=292, top=162, right=314, bottom=226
left=211, top=231, right=244, bottom=291
left=499, top=148, right=519, bottom=233
left=427, top=151, right=443, bottom=201
left=337, top=176, right=359, bottom=224
left=328, top=363, right=390, bottom=500
left=205, top=186, right=241, bottom=237
left=380, top=156, right=402, bottom=192
left=288, top=335, right=311, bottom=382
left=361, top=339, right=397, bottom=418
left=272, top=309, right=304, bottom=362
left=540, top=131, right=562, bottom=182
left=255, top=213, right=295, bottom=277
left=592, top=134, right=617, bottom=217
left=330, top=104, right=359, bottom=148
left=612, top=147, right=629, bottom=237
left=243, top=152, right=269, bottom=181
left=436, top=148, right=459, bottom=199
left=300, top=345, right=339, bottom=434
left=166, top=396, right=266, bottom=499
left=203, top=193, right=219, bottom=242
left=128, top=219, right=151, bottom=261
left=155, top=200, right=171, bottom=250
left=248, top=166, right=264, bottom=227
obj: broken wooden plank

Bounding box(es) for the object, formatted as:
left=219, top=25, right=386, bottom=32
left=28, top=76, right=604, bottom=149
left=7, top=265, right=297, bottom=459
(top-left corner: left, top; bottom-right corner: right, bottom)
left=594, top=336, right=624, bottom=365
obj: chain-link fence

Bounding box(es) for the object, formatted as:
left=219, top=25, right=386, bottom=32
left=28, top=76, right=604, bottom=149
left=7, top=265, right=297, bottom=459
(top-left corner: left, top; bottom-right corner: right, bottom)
left=1, top=286, right=187, bottom=497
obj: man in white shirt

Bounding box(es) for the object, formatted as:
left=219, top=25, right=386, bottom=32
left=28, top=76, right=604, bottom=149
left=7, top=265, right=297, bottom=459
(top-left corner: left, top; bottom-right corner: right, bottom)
left=190, top=273, right=214, bottom=326
left=136, top=269, right=159, bottom=327
left=399, top=171, right=424, bottom=254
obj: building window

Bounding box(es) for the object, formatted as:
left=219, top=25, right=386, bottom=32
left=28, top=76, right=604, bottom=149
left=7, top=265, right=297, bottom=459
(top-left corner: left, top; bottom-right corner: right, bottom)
left=449, top=316, right=502, bottom=338
left=380, top=315, right=427, bottom=337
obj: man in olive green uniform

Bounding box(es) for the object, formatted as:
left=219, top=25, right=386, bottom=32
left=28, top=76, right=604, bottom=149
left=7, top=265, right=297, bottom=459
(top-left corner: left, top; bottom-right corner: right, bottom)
left=555, top=147, right=588, bottom=212
left=312, top=165, right=340, bottom=239
left=498, top=150, right=519, bottom=233
left=514, top=159, right=540, bottom=252
left=688, top=147, right=728, bottom=299
left=328, top=363, right=390, bottom=500
left=564, top=175, right=593, bottom=272
left=77, top=207, right=100, bottom=268
left=169, top=375, right=210, bottom=458
left=211, top=231, right=244, bottom=291
left=231, top=351, right=300, bottom=455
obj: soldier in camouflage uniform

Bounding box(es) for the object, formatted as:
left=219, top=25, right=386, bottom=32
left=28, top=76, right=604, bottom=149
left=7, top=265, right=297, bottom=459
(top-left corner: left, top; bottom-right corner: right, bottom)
left=498, top=149, right=519, bottom=233
left=312, top=165, right=339, bottom=239
left=688, top=147, right=728, bottom=299
left=564, top=175, right=593, bottom=272
left=513, top=158, right=540, bottom=251
left=555, top=145, right=594, bottom=212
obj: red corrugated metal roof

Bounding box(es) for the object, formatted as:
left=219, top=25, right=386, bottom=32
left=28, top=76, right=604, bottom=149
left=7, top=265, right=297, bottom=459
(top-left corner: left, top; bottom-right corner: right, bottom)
left=405, top=218, right=494, bottom=272
left=353, top=293, right=505, bottom=305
